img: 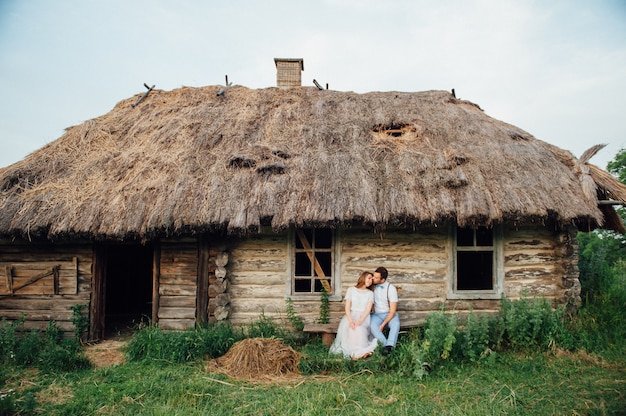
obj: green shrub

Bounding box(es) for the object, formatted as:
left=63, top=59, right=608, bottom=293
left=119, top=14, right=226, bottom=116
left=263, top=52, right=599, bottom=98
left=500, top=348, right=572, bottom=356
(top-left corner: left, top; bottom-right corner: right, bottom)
left=389, top=328, right=430, bottom=380
left=498, top=294, right=568, bottom=351
left=38, top=339, right=91, bottom=373
left=0, top=316, right=22, bottom=364
left=423, top=311, right=458, bottom=368
left=14, top=329, right=42, bottom=366
left=70, top=303, right=89, bottom=343
left=317, top=286, right=330, bottom=324
left=285, top=298, right=304, bottom=331
left=459, top=310, right=491, bottom=362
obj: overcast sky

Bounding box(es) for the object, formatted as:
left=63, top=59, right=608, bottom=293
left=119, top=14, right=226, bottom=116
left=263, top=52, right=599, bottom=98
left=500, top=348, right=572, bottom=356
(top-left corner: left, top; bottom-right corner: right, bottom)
left=1, top=0, right=625, bottom=170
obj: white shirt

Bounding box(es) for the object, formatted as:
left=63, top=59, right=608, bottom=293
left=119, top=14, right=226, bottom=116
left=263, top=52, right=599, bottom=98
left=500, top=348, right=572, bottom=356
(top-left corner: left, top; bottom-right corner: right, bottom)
left=373, top=280, right=398, bottom=314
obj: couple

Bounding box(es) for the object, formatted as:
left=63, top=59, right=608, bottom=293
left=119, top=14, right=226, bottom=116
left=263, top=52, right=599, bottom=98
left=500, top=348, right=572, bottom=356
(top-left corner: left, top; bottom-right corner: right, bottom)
left=329, top=267, right=400, bottom=359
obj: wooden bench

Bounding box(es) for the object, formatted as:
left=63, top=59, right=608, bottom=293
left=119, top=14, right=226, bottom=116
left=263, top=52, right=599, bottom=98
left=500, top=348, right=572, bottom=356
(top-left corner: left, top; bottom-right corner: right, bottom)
left=303, top=323, right=337, bottom=346
left=303, top=322, right=413, bottom=347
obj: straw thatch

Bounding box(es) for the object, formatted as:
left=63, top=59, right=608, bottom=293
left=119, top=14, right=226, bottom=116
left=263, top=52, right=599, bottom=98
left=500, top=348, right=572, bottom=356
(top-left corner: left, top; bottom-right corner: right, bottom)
left=0, top=86, right=622, bottom=240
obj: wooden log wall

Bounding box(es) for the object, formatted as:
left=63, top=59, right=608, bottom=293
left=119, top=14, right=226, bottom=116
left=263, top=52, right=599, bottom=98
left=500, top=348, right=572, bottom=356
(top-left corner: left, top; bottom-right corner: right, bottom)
left=0, top=240, right=92, bottom=335
left=227, top=232, right=290, bottom=326
left=223, top=223, right=580, bottom=329
left=502, top=224, right=579, bottom=310
left=339, top=227, right=450, bottom=327
left=157, top=240, right=198, bottom=330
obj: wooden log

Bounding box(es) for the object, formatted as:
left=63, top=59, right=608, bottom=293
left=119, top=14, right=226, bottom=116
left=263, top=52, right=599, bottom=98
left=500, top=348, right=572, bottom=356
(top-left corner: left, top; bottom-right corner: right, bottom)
left=158, top=307, right=196, bottom=320
left=215, top=252, right=229, bottom=267
left=214, top=305, right=230, bottom=321
left=159, top=285, right=196, bottom=297
left=159, top=295, right=196, bottom=308
left=215, top=266, right=227, bottom=279
left=208, top=279, right=228, bottom=297
left=158, top=318, right=195, bottom=331
left=215, top=293, right=230, bottom=307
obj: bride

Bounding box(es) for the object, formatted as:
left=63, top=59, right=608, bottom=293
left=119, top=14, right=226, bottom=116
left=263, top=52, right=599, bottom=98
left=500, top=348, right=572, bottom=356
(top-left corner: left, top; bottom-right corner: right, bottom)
left=329, top=271, right=378, bottom=359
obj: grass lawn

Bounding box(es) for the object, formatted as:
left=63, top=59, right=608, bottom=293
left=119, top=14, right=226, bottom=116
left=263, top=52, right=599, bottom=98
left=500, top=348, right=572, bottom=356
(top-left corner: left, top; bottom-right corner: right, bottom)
left=2, top=347, right=624, bottom=415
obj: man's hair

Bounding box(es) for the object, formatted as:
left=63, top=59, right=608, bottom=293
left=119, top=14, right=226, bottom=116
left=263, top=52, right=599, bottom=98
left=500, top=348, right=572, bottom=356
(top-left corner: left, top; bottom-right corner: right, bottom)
left=375, top=266, right=388, bottom=280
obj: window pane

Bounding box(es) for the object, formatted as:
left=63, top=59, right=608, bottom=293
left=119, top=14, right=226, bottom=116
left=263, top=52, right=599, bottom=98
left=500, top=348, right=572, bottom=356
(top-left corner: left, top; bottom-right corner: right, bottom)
left=315, top=229, right=333, bottom=248
left=294, top=279, right=312, bottom=293
left=315, top=252, right=332, bottom=277
left=314, top=279, right=331, bottom=292
left=476, top=227, right=493, bottom=246
left=457, top=228, right=474, bottom=246
left=295, top=229, right=313, bottom=249
left=295, top=252, right=312, bottom=276
left=457, top=251, right=493, bottom=290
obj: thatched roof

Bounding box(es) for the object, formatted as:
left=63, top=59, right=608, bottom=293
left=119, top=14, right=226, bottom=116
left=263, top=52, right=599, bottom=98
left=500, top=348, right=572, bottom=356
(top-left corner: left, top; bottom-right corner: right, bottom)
left=1, top=86, right=624, bottom=240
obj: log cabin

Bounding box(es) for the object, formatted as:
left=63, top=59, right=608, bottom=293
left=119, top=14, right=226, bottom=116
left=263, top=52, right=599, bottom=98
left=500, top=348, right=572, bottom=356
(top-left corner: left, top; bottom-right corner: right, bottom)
left=1, top=58, right=625, bottom=340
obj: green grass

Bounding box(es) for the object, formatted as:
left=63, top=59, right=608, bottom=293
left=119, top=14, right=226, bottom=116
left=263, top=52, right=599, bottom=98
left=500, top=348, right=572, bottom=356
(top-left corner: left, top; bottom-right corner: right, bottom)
left=1, top=348, right=624, bottom=415
left=2, top=292, right=625, bottom=415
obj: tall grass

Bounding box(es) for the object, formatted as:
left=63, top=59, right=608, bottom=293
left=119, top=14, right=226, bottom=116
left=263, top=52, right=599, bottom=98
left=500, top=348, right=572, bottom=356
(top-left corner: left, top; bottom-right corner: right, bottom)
left=125, top=322, right=245, bottom=363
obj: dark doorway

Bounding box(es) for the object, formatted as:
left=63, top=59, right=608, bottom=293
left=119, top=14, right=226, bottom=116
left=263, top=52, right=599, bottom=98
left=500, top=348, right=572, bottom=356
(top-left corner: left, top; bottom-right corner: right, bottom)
left=104, top=244, right=153, bottom=337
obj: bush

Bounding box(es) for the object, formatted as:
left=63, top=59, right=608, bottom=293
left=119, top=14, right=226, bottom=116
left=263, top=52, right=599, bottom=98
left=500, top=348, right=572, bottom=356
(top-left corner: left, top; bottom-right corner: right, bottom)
left=38, top=339, right=91, bottom=373
left=423, top=311, right=458, bottom=367
left=0, top=315, right=90, bottom=373
left=14, top=329, right=42, bottom=366
left=577, top=230, right=626, bottom=353
left=0, top=316, right=23, bottom=365
left=459, top=310, right=491, bottom=362
left=498, top=295, right=567, bottom=351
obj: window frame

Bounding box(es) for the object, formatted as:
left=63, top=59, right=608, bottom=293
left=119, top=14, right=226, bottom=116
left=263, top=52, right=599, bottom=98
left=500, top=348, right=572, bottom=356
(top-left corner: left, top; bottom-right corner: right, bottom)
left=448, top=224, right=504, bottom=300
left=286, top=227, right=341, bottom=301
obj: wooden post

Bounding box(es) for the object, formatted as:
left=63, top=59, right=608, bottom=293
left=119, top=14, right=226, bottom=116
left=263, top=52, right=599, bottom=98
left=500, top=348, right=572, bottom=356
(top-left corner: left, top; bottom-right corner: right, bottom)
left=152, top=243, right=161, bottom=325
left=5, top=265, right=13, bottom=294
left=196, top=236, right=210, bottom=325
left=90, top=245, right=106, bottom=341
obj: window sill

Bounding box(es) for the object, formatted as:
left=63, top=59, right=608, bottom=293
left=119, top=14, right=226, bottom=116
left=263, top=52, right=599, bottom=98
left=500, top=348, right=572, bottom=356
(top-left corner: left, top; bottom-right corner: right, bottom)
left=447, top=292, right=502, bottom=300
left=286, top=295, right=343, bottom=302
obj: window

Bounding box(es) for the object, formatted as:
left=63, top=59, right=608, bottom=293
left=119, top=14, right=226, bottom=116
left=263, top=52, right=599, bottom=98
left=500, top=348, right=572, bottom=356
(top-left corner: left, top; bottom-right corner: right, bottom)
left=292, top=228, right=334, bottom=295
left=451, top=226, right=502, bottom=298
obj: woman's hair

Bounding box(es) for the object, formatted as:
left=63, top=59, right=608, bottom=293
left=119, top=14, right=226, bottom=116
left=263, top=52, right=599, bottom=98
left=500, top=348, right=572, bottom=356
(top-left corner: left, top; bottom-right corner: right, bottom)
left=355, top=271, right=373, bottom=289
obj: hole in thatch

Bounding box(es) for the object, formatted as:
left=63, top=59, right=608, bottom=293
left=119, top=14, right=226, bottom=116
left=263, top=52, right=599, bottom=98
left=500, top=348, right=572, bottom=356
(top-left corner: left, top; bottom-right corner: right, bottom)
left=257, top=164, right=285, bottom=175
left=273, top=150, right=291, bottom=159
left=1, top=176, right=20, bottom=192
left=228, top=157, right=257, bottom=169
left=445, top=151, right=469, bottom=166
left=507, top=130, right=528, bottom=141
left=444, top=168, right=468, bottom=188
left=372, top=123, right=416, bottom=138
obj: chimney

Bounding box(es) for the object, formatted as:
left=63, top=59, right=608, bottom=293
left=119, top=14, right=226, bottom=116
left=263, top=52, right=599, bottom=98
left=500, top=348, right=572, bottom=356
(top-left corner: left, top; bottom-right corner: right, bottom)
left=274, top=58, right=304, bottom=88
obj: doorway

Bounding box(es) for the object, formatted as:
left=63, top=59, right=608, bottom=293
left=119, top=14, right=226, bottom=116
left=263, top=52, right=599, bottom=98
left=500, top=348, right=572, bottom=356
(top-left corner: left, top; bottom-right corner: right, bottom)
left=104, top=244, right=154, bottom=337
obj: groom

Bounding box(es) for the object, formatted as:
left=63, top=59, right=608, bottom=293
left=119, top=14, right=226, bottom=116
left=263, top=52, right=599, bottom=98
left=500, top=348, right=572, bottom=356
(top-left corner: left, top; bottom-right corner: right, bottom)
left=370, top=266, right=400, bottom=355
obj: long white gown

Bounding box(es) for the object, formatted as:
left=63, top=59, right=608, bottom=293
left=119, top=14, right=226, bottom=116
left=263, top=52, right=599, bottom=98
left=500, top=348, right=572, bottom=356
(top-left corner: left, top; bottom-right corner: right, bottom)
left=329, top=286, right=378, bottom=359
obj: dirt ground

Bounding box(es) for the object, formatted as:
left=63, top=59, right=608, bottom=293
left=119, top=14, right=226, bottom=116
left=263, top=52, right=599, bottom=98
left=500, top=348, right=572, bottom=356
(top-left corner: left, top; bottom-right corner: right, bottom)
left=83, top=339, right=126, bottom=369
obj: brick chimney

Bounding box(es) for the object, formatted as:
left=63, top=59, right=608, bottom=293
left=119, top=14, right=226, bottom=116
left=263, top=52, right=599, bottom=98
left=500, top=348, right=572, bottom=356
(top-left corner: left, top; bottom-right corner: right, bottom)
left=274, top=58, right=304, bottom=88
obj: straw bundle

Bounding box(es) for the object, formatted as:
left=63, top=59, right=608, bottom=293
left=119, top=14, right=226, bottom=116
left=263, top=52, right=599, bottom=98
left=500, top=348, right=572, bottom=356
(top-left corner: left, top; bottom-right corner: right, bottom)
left=209, top=338, right=302, bottom=380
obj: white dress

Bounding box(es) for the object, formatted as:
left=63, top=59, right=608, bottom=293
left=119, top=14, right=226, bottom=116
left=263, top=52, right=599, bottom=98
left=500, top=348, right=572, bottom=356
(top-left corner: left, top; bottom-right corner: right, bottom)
left=329, top=287, right=378, bottom=359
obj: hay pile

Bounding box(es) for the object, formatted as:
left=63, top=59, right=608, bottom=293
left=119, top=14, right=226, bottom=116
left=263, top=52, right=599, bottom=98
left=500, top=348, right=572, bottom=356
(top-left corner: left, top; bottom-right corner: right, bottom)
left=208, top=338, right=302, bottom=381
